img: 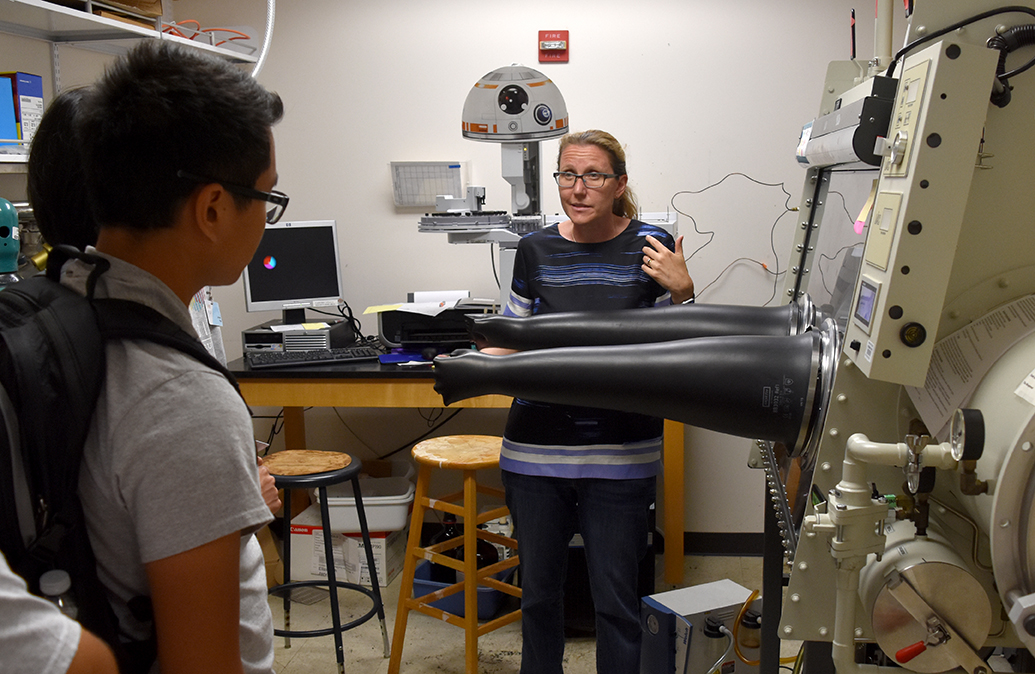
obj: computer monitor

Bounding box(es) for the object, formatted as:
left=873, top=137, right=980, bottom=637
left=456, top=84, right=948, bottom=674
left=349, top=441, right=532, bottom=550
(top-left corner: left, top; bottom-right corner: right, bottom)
left=242, top=220, right=344, bottom=325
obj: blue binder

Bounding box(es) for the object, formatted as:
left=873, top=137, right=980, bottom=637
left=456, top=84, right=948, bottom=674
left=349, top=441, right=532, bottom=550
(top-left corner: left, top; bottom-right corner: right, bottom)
left=0, top=78, right=18, bottom=148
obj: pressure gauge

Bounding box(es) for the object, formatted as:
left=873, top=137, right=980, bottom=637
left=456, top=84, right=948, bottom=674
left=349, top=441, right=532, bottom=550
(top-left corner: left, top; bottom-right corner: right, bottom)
left=949, top=408, right=985, bottom=461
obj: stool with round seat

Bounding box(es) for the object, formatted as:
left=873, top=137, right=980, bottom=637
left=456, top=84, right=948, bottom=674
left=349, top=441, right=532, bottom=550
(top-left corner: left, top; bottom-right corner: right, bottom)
left=264, top=450, right=390, bottom=673
left=388, top=435, right=520, bottom=674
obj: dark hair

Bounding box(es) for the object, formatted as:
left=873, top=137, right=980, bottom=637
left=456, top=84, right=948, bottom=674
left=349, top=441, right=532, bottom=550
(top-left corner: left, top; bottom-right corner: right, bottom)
left=557, top=129, right=638, bottom=219
left=76, top=40, right=284, bottom=231
left=26, top=87, right=97, bottom=250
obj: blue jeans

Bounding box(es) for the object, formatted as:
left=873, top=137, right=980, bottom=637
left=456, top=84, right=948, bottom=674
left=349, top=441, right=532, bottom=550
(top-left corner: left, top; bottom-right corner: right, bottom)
left=502, top=470, right=656, bottom=674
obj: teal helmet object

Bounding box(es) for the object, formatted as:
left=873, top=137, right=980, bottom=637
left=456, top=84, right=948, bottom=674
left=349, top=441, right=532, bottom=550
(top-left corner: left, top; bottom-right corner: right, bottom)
left=0, top=198, right=18, bottom=274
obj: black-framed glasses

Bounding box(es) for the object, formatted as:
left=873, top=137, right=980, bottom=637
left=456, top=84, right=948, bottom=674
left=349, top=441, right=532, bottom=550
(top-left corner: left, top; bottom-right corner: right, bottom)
left=177, top=170, right=289, bottom=224
left=553, top=171, right=620, bottom=189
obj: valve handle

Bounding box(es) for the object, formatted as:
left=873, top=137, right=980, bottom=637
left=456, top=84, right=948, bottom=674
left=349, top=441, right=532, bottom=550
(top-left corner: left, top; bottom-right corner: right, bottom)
left=896, top=641, right=927, bottom=663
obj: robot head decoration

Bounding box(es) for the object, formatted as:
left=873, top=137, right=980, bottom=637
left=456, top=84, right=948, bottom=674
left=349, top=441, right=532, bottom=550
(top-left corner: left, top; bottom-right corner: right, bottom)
left=461, top=64, right=568, bottom=142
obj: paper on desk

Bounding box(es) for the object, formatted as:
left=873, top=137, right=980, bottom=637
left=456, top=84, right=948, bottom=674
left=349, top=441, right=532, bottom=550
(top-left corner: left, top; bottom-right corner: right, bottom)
left=410, top=290, right=469, bottom=303
left=906, top=294, right=1035, bottom=439
left=363, top=300, right=459, bottom=317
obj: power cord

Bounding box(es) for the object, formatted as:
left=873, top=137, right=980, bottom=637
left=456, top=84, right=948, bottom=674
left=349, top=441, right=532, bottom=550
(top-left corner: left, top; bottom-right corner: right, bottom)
left=887, top=6, right=1035, bottom=78
left=669, top=172, right=796, bottom=305
left=309, top=298, right=371, bottom=344
left=376, top=410, right=464, bottom=460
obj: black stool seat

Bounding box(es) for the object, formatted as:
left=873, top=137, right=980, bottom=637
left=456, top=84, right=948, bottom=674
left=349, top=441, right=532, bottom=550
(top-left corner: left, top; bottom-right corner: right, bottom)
left=265, top=450, right=391, bottom=673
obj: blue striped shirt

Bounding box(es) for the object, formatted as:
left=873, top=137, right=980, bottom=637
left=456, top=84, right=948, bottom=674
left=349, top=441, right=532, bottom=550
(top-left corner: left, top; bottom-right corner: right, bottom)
left=500, top=220, right=675, bottom=479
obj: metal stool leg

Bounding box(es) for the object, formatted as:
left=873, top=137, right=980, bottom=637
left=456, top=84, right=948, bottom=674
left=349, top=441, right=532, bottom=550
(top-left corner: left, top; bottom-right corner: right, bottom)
left=351, top=475, right=391, bottom=658
left=281, top=487, right=292, bottom=649
left=318, top=486, right=346, bottom=674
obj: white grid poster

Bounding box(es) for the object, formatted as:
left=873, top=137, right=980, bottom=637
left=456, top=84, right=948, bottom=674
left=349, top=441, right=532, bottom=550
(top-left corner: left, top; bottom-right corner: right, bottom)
left=390, top=161, right=464, bottom=207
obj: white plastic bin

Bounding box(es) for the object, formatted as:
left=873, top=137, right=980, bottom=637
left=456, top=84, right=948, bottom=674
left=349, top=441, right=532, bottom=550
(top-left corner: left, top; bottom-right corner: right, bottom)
left=315, top=476, right=415, bottom=533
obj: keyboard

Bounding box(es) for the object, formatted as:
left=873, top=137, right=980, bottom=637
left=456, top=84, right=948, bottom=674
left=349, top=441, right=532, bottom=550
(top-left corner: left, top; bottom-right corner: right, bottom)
left=245, top=345, right=382, bottom=370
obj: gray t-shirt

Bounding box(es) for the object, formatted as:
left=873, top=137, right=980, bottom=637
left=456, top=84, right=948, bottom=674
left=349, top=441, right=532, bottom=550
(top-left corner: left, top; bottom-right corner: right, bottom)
left=62, top=250, right=274, bottom=673
left=0, top=553, right=80, bottom=674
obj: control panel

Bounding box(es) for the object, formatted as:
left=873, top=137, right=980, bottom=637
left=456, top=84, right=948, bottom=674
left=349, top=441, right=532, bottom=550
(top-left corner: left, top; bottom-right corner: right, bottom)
left=843, top=39, right=998, bottom=386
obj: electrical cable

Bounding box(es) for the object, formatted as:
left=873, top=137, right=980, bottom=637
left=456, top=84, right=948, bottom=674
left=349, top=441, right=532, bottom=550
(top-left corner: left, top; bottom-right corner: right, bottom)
left=827, top=189, right=854, bottom=225
left=886, top=6, right=1035, bottom=79
left=258, top=406, right=305, bottom=452
left=669, top=172, right=795, bottom=305
left=419, top=408, right=445, bottom=426
left=309, top=299, right=369, bottom=342
left=817, top=243, right=863, bottom=296
left=693, top=257, right=782, bottom=299
left=328, top=407, right=376, bottom=455
left=377, top=409, right=464, bottom=460
left=490, top=243, right=501, bottom=290
left=273, top=405, right=462, bottom=461
left=814, top=189, right=865, bottom=296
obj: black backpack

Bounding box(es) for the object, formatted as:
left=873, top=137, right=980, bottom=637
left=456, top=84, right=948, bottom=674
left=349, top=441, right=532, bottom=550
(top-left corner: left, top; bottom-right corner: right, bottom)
left=0, top=245, right=242, bottom=673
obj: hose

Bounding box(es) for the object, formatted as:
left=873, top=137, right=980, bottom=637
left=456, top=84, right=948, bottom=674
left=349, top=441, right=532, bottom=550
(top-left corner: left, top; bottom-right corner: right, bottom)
left=732, top=589, right=800, bottom=666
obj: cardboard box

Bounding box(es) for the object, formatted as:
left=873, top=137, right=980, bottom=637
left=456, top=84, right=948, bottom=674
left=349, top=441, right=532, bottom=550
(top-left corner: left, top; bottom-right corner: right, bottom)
left=100, top=0, right=163, bottom=17
left=51, top=0, right=163, bottom=14
left=289, top=503, right=406, bottom=587
left=343, top=529, right=407, bottom=588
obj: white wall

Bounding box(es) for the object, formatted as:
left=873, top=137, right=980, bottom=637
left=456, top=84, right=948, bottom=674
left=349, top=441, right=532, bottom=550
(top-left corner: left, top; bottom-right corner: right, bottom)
left=216, top=0, right=889, bottom=328
left=0, top=0, right=904, bottom=535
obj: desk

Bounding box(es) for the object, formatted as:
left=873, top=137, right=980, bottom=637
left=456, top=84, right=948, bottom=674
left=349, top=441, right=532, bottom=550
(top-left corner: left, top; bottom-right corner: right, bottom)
left=229, top=359, right=685, bottom=585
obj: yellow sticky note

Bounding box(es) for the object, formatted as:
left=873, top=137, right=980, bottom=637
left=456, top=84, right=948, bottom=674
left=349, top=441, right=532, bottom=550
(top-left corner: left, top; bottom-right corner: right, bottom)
left=363, top=303, right=402, bottom=315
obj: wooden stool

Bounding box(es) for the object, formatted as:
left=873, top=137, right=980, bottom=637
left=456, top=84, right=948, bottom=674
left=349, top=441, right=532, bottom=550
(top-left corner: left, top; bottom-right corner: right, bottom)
left=388, top=435, right=520, bottom=673
left=265, top=450, right=390, bottom=674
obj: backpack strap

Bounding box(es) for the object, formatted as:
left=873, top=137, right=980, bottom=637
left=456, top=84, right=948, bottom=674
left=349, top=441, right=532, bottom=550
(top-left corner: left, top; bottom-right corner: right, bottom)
left=46, top=245, right=110, bottom=301
left=91, top=298, right=244, bottom=402
left=45, top=245, right=241, bottom=397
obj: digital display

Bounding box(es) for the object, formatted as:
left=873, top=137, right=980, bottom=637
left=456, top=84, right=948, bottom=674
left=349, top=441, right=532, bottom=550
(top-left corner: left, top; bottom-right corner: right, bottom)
left=854, top=278, right=879, bottom=329
left=243, top=221, right=342, bottom=313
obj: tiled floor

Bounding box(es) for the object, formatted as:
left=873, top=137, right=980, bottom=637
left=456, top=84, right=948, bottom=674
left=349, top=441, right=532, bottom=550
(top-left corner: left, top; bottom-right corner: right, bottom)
left=269, top=553, right=777, bottom=674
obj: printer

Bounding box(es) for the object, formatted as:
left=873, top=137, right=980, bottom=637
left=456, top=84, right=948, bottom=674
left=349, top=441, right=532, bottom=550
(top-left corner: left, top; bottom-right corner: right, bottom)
left=377, top=298, right=496, bottom=352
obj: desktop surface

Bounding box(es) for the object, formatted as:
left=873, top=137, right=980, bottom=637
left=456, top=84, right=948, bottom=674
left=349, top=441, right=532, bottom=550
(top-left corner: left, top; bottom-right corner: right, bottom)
left=228, top=356, right=436, bottom=380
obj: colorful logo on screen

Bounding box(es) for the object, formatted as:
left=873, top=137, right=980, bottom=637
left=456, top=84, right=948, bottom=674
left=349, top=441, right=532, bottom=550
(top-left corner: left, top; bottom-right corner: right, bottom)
left=263, top=256, right=277, bottom=270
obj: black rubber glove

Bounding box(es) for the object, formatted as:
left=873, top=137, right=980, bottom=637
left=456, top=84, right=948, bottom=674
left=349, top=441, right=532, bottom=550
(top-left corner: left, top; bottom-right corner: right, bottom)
left=433, top=331, right=821, bottom=449
left=467, top=300, right=811, bottom=351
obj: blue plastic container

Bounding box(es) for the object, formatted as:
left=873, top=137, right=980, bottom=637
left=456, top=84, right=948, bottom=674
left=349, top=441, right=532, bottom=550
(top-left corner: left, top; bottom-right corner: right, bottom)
left=412, top=560, right=517, bottom=619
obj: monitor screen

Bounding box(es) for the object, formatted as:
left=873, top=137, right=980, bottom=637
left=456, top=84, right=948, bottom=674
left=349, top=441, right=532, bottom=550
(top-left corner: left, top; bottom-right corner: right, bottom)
left=242, top=220, right=343, bottom=323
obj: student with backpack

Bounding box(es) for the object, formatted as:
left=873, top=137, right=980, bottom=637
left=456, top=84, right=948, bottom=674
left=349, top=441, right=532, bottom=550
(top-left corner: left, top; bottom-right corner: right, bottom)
left=57, top=41, right=284, bottom=674
left=0, top=551, right=118, bottom=674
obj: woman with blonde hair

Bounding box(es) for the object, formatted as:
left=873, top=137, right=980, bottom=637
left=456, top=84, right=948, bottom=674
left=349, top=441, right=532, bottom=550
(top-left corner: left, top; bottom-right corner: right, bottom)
left=493, top=129, right=693, bottom=673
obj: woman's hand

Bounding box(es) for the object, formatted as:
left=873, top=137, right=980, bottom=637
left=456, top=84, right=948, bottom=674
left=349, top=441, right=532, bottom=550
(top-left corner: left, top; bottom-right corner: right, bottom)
left=642, top=234, right=695, bottom=304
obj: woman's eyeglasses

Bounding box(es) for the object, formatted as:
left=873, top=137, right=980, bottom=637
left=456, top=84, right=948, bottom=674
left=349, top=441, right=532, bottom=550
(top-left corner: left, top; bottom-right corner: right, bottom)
left=553, top=172, right=619, bottom=189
